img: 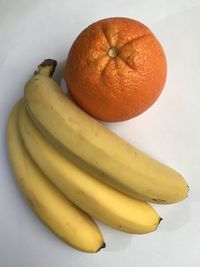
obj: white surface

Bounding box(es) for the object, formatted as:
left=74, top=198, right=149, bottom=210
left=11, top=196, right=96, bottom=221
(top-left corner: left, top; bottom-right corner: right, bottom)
left=1, top=0, right=200, bottom=266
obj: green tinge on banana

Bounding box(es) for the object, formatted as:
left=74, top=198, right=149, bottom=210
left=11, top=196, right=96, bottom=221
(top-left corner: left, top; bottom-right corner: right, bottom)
left=7, top=100, right=105, bottom=253
left=19, top=102, right=161, bottom=234
left=24, top=60, right=189, bottom=204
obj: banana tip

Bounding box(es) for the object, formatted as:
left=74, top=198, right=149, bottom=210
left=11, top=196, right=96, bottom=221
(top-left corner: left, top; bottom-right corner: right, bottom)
left=156, top=217, right=163, bottom=230
left=34, top=59, right=57, bottom=77
left=96, top=242, right=106, bottom=252
left=40, top=59, right=57, bottom=68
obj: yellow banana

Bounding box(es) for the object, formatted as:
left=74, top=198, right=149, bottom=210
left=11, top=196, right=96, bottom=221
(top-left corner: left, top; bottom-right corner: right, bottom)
left=24, top=60, right=189, bottom=204
left=7, top=100, right=105, bottom=253
left=19, top=101, right=161, bottom=234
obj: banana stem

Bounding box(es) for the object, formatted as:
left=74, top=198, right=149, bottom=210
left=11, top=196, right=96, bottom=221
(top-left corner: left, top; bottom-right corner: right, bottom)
left=34, top=59, right=57, bottom=77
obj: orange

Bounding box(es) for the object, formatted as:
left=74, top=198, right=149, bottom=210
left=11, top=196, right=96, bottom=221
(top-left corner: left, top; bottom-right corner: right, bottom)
left=64, top=17, right=167, bottom=122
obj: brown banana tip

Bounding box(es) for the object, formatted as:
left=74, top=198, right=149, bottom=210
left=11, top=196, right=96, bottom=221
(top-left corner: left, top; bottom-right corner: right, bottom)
left=155, top=217, right=163, bottom=230
left=34, top=59, right=57, bottom=77
left=186, top=185, right=190, bottom=198
left=40, top=59, right=57, bottom=68
left=96, top=242, right=106, bottom=252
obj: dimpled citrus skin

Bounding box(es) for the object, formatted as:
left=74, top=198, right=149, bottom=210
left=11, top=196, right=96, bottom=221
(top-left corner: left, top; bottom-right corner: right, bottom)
left=65, top=17, right=167, bottom=122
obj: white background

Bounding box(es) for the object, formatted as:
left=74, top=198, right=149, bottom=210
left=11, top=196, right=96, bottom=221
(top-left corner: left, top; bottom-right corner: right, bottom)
left=1, top=0, right=200, bottom=266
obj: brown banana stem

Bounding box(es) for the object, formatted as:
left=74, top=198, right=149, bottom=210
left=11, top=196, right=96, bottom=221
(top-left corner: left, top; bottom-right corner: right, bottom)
left=34, top=59, right=57, bottom=77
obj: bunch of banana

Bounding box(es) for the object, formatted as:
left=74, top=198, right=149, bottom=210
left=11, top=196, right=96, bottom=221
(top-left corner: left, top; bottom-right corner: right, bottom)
left=18, top=102, right=160, bottom=234
left=7, top=59, right=189, bottom=253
